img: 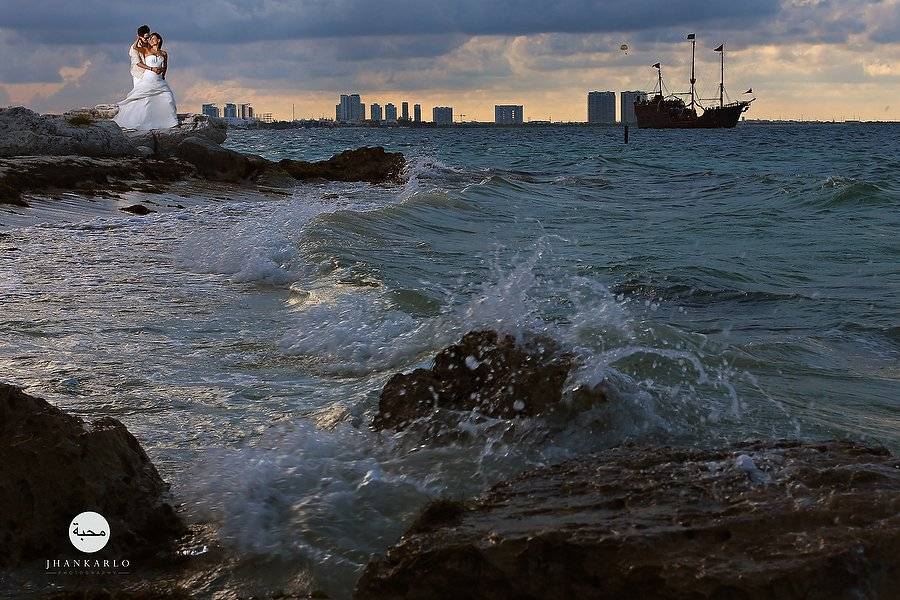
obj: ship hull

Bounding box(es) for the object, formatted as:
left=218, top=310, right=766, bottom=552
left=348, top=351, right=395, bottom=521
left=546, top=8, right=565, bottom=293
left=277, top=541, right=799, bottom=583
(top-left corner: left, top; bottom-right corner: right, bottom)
left=634, top=100, right=749, bottom=129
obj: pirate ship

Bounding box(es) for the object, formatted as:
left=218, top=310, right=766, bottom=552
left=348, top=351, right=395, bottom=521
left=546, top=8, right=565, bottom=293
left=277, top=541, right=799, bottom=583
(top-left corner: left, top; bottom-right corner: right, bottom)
left=634, top=34, right=754, bottom=129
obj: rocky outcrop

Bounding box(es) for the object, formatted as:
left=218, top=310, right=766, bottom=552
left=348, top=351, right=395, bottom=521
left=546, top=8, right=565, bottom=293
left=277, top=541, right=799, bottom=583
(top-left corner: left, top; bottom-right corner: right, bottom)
left=0, top=383, right=185, bottom=566
left=0, top=155, right=194, bottom=206
left=356, top=440, right=900, bottom=600
left=0, top=106, right=406, bottom=203
left=374, top=330, right=601, bottom=430
left=174, top=136, right=268, bottom=182
left=0, top=106, right=137, bottom=158
left=65, top=104, right=121, bottom=121
left=278, top=146, right=405, bottom=183
left=125, top=114, right=228, bottom=156
left=121, top=203, right=155, bottom=215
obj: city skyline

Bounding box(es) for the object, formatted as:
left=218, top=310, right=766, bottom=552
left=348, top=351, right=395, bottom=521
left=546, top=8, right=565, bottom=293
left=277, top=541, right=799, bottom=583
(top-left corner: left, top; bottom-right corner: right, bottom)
left=5, top=2, right=898, bottom=122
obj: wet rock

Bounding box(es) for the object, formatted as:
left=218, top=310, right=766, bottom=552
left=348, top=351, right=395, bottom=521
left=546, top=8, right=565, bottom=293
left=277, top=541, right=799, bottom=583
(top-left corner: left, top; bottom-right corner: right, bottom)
left=0, top=384, right=185, bottom=566
left=0, top=106, right=137, bottom=158
left=278, top=146, right=405, bottom=184
left=374, top=330, right=582, bottom=430
left=355, top=440, right=900, bottom=600
left=121, top=203, right=155, bottom=215
left=126, top=114, right=227, bottom=157
left=174, top=137, right=268, bottom=182
left=0, top=155, right=194, bottom=205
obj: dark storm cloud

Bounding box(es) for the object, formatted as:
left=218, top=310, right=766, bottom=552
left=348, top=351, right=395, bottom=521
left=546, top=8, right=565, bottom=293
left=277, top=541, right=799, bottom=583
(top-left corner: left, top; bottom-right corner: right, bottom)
left=4, top=0, right=898, bottom=116
left=1, top=0, right=780, bottom=44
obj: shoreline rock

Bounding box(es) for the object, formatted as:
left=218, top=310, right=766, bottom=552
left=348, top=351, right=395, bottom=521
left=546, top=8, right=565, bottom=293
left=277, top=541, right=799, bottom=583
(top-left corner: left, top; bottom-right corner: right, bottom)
left=0, top=106, right=406, bottom=206
left=1, top=107, right=137, bottom=158
left=374, top=330, right=604, bottom=430
left=355, top=440, right=900, bottom=600
left=0, top=156, right=195, bottom=206
left=0, top=383, right=185, bottom=567
left=277, top=146, right=406, bottom=183
left=124, top=114, right=228, bottom=157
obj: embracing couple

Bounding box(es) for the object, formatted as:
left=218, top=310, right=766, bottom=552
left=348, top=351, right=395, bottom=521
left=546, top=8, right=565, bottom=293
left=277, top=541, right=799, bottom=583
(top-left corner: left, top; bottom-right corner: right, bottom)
left=114, top=25, right=178, bottom=131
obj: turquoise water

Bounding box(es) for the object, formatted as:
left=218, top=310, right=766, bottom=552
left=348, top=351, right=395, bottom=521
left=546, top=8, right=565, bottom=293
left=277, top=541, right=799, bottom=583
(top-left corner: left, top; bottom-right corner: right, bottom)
left=1, top=123, right=898, bottom=597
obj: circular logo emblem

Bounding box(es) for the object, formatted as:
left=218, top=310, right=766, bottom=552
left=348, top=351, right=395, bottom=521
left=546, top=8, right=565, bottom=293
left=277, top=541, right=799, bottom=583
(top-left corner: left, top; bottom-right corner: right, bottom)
left=69, top=512, right=110, bottom=553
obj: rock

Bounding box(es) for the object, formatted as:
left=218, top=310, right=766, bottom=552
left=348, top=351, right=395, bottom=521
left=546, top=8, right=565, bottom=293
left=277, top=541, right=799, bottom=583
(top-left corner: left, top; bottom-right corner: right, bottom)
left=121, top=203, right=155, bottom=215
left=0, top=155, right=194, bottom=205
left=135, top=145, right=155, bottom=157
left=174, top=137, right=269, bottom=182
left=0, top=106, right=137, bottom=158
left=125, top=114, right=227, bottom=156
left=355, top=440, right=900, bottom=600
left=374, top=330, right=583, bottom=430
left=0, top=383, right=185, bottom=566
left=65, top=104, right=120, bottom=120
left=278, top=146, right=405, bottom=183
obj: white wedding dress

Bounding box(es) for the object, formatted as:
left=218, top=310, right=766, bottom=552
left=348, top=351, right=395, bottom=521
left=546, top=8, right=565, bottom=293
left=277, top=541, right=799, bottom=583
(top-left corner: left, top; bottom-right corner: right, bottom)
left=114, top=53, right=178, bottom=130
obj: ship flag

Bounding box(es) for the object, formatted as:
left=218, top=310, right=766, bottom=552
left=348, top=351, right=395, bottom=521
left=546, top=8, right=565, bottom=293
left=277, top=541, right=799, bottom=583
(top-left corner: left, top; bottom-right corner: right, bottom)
left=652, top=62, right=661, bottom=68
left=714, top=44, right=724, bottom=52
left=687, top=33, right=695, bottom=40
left=745, top=88, right=753, bottom=94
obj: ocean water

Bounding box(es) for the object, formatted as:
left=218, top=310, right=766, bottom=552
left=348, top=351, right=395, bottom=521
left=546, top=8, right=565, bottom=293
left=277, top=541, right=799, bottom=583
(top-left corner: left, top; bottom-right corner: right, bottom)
left=1, top=123, right=898, bottom=598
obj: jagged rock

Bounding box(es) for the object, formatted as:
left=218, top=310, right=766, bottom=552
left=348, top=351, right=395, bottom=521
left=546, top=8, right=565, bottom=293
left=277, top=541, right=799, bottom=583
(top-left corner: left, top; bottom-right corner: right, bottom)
left=65, top=104, right=120, bottom=120
left=0, top=384, right=185, bottom=566
left=174, top=137, right=268, bottom=182
left=356, top=440, right=900, bottom=600
left=374, top=330, right=584, bottom=430
left=278, top=146, right=405, bottom=183
left=0, top=155, right=194, bottom=205
left=125, top=114, right=227, bottom=156
left=0, top=106, right=137, bottom=158
left=121, top=203, right=155, bottom=215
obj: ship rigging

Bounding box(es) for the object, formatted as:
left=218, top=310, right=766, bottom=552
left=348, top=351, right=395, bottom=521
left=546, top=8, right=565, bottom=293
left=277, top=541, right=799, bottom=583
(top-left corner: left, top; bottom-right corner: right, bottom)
left=634, top=34, right=754, bottom=129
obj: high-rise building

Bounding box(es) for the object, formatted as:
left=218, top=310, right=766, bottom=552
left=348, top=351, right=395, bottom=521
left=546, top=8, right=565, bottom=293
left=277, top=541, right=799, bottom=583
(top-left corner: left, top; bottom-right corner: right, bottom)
left=587, top=91, right=615, bottom=124
left=223, top=103, right=238, bottom=119
left=385, top=103, right=398, bottom=122
left=413, top=103, right=422, bottom=123
left=247, top=106, right=254, bottom=120
left=433, top=106, right=453, bottom=125
left=620, top=91, right=647, bottom=124
left=370, top=103, right=383, bottom=121
left=401, top=102, right=409, bottom=121
left=495, top=104, right=524, bottom=124
left=336, top=94, right=365, bottom=123
left=201, top=104, right=220, bottom=118
left=239, top=103, right=253, bottom=120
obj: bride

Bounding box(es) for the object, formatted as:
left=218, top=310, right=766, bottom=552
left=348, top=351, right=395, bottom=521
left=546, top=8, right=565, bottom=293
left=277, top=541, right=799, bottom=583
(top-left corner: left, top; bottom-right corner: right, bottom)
left=114, top=32, right=178, bottom=130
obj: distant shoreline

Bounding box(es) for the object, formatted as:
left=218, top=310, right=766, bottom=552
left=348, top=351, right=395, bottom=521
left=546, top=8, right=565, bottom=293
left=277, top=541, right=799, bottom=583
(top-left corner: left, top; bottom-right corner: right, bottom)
left=244, top=118, right=900, bottom=130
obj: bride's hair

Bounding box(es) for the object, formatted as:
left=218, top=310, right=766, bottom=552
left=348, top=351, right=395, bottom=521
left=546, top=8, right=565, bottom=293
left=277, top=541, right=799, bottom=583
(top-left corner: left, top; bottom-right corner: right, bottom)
left=149, top=32, right=164, bottom=48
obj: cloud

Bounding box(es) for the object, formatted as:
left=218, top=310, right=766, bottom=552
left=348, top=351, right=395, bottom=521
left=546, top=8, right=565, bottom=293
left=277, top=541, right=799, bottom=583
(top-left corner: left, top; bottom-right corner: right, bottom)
left=3, top=0, right=900, bottom=120
left=1, top=1, right=781, bottom=43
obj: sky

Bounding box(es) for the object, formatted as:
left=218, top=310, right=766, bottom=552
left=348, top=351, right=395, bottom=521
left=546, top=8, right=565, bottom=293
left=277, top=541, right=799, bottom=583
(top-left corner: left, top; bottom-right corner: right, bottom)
left=1, top=0, right=899, bottom=121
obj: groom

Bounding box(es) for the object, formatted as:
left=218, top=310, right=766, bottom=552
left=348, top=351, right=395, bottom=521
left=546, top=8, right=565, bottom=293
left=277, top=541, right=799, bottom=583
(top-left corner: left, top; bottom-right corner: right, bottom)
left=129, top=25, right=161, bottom=84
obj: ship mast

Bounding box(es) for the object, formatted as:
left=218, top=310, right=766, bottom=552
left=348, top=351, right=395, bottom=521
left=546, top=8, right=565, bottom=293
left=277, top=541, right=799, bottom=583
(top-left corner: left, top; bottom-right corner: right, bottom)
left=653, top=62, right=662, bottom=97
left=715, top=42, right=725, bottom=108
left=688, top=34, right=696, bottom=109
